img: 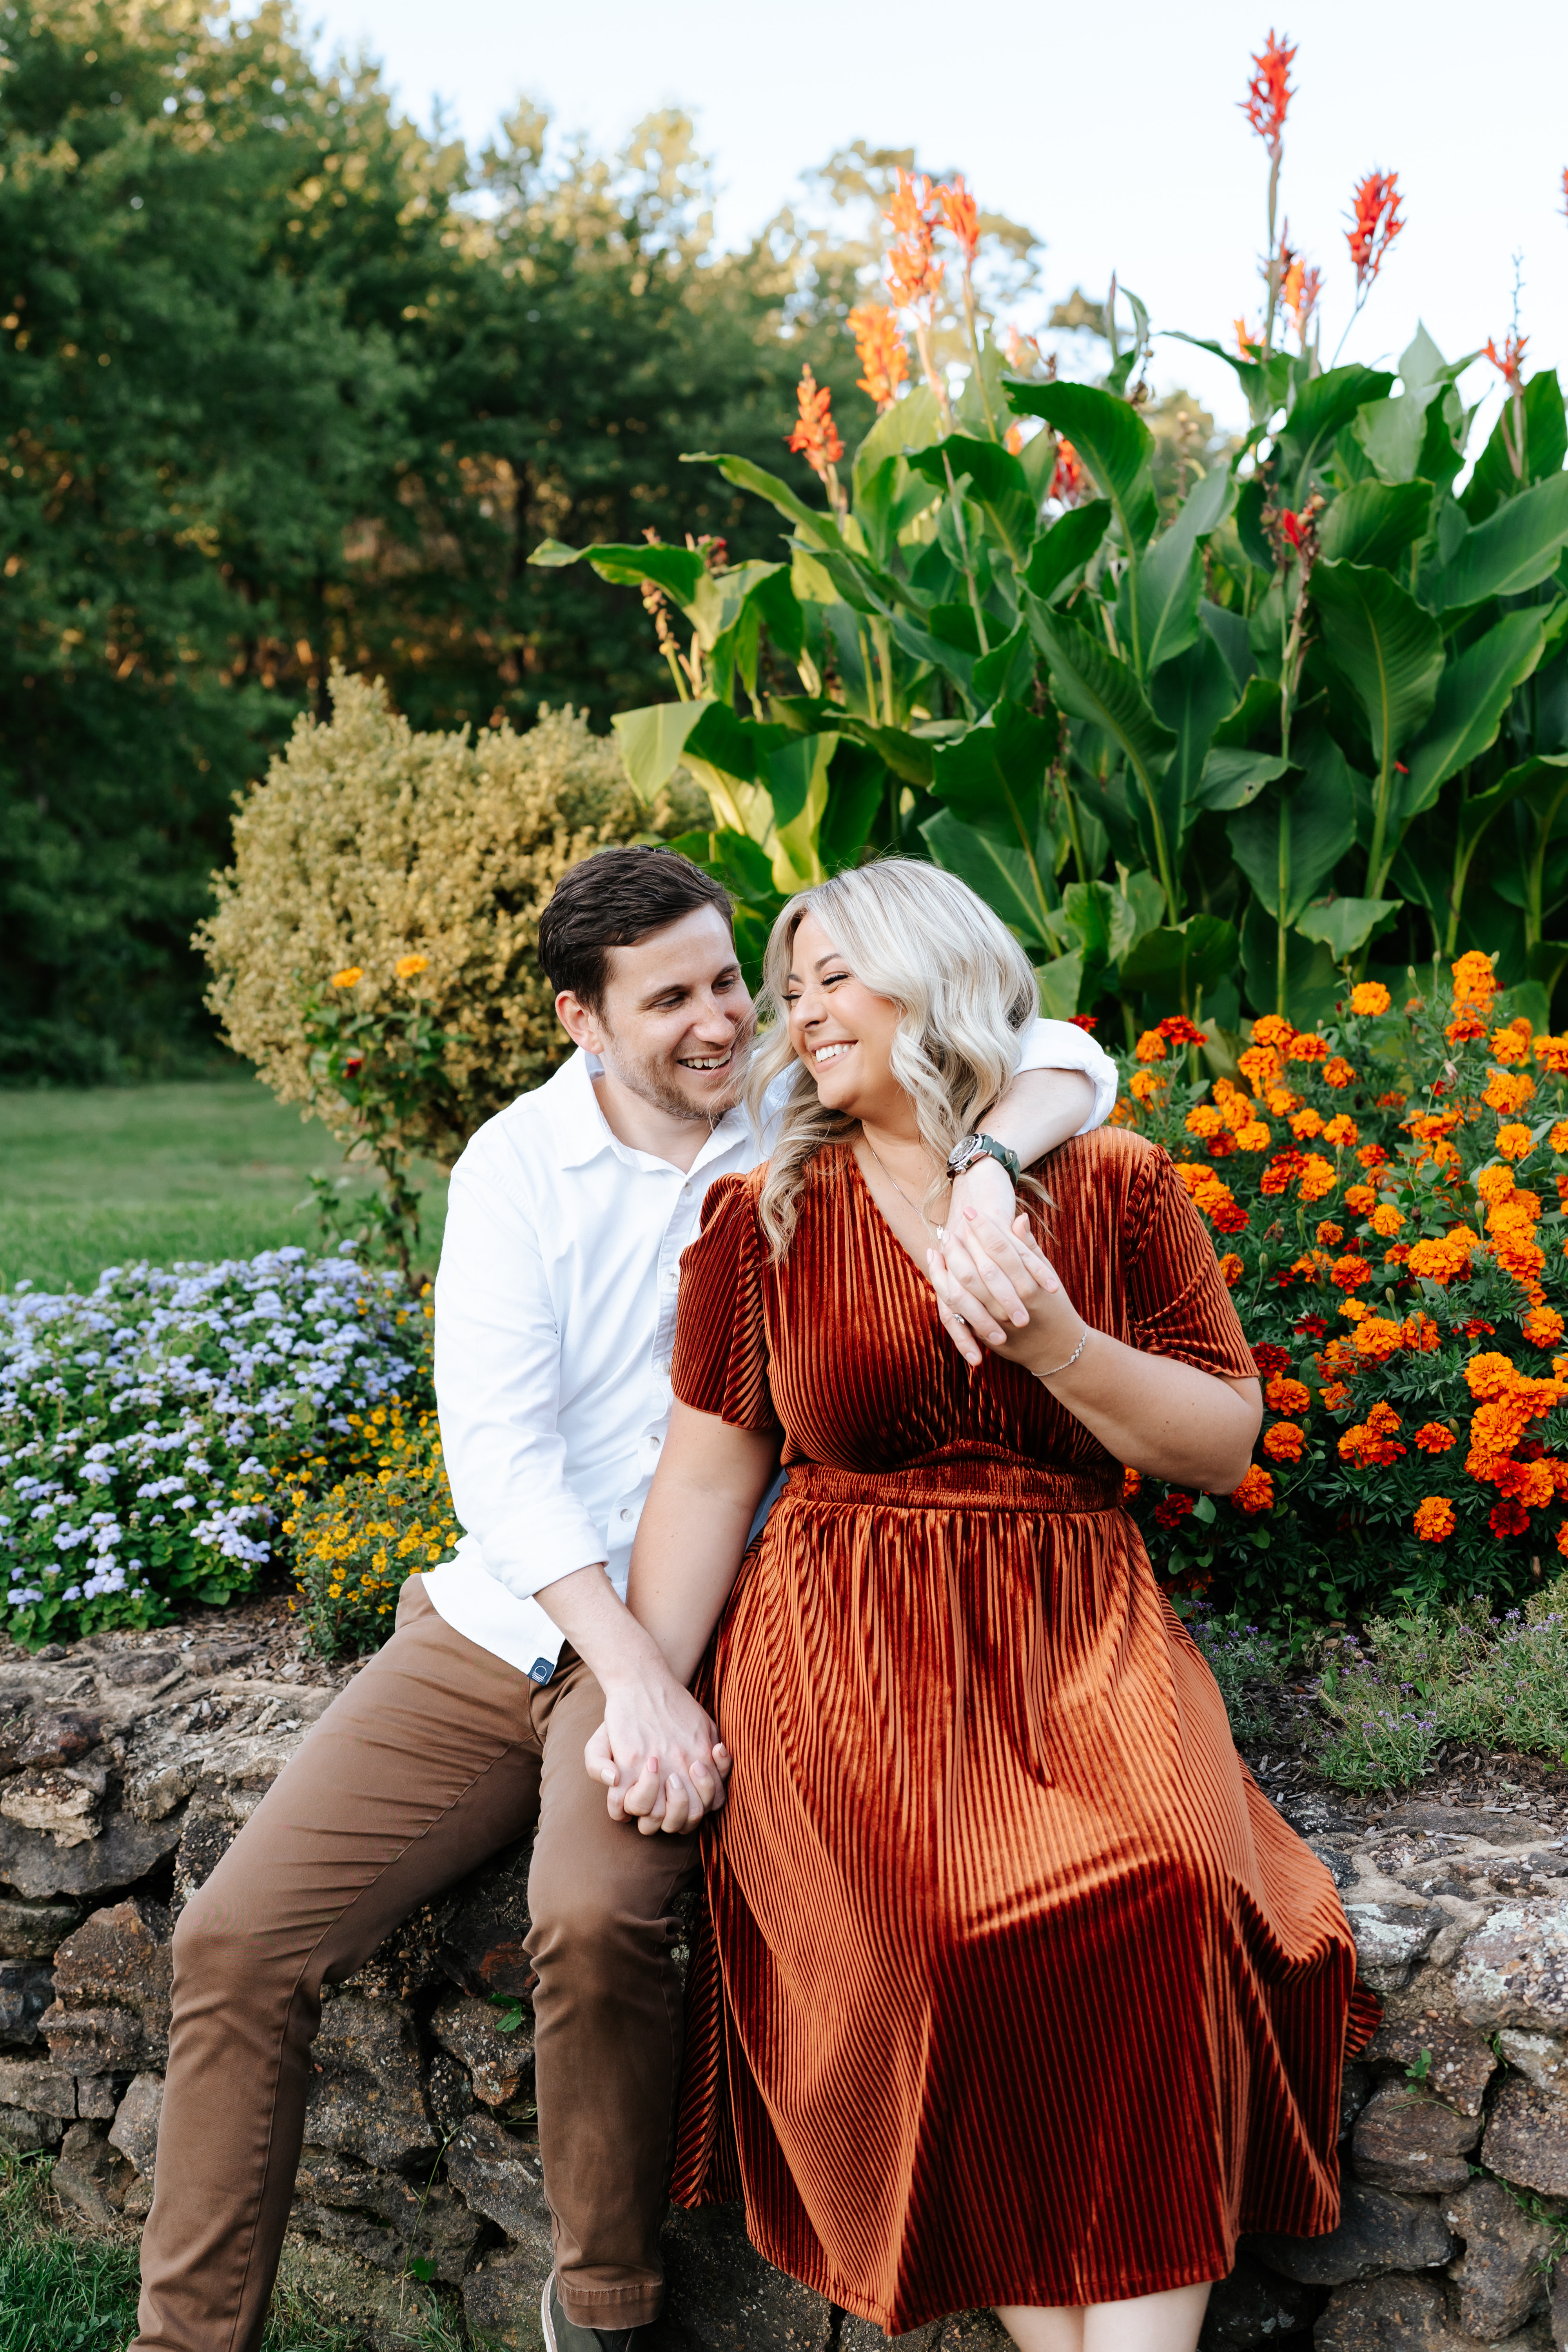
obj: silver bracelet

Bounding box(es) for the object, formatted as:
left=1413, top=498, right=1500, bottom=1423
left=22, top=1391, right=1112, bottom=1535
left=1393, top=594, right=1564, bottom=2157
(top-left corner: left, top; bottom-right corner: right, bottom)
left=1038, top=1329, right=1089, bottom=1380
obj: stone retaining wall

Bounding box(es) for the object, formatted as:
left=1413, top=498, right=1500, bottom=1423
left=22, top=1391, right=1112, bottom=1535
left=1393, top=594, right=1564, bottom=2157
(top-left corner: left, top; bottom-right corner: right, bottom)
left=6, top=1638, right=1568, bottom=2352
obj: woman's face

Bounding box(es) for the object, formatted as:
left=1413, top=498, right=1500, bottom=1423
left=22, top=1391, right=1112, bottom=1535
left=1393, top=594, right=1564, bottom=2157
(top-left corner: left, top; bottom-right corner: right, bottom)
left=782, top=910, right=909, bottom=1130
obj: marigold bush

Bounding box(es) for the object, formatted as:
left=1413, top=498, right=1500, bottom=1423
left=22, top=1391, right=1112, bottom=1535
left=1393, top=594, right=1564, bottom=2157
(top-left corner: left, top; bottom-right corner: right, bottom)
left=1111, top=955, right=1568, bottom=1623
left=283, top=1396, right=456, bottom=1659
left=198, top=668, right=706, bottom=1169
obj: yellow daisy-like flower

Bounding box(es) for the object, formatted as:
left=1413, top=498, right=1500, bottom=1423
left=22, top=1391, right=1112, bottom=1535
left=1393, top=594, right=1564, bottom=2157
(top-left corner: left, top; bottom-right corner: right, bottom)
left=395, top=953, right=430, bottom=979
left=330, top=965, right=363, bottom=989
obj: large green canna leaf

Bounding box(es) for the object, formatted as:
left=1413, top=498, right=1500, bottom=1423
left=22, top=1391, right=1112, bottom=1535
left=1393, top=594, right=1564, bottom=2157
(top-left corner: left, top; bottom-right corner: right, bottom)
left=1401, top=608, right=1549, bottom=816
left=1197, top=748, right=1291, bottom=811
left=908, top=436, right=1034, bottom=566
left=1353, top=331, right=1475, bottom=487
left=1199, top=599, right=1252, bottom=694
left=1310, top=560, right=1445, bottom=774
left=682, top=451, right=848, bottom=557
left=1227, top=760, right=1356, bottom=924
left=927, top=701, right=1058, bottom=939
left=1424, top=474, right=1568, bottom=610
left=1003, top=381, right=1158, bottom=554
left=852, top=385, right=944, bottom=504
left=1034, top=949, right=1086, bottom=1020
left=1277, top=365, right=1395, bottom=490
left=1165, top=333, right=1292, bottom=425
left=1131, top=463, right=1233, bottom=679
left=1150, top=632, right=1240, bottom=827
left=1317, top=481, right=1432, bottom=570
left=1119, top=915, right=1239, bottom=999
left=837, top=717, right=935, bottom=789
left=922, top=808, right=1054, bottom=951
left=1027, top=601, right=1179, bottom=910
left=528, top=538, right=710, bottom=603
left=1294, top=897, right=1403, bottom=959
left=1024, top=501, right=1111, bottom=602
left=1462, top=371, right=1567, bottom=522
left=972, top=624, right=1036, bottom=710
left=853, top=456, right=940, bottom=570
left=1239, top=902, right=1340, bottom=1027
left=612, top=697, right=716, bottom=801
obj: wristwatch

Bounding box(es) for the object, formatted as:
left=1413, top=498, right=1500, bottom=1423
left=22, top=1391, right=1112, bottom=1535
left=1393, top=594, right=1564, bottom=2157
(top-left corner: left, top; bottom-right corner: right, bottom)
left=946, top=1132, right=1022, bottom=1185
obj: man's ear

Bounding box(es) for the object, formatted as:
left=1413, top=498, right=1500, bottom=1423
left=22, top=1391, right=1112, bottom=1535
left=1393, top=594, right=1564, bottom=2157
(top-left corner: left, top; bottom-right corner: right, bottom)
left=555, top=991, right=606, bottom=1055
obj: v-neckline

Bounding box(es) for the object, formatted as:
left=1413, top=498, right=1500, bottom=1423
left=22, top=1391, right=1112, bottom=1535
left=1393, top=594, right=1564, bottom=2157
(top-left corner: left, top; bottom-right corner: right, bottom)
left=842, top=1141, right=944, bottom=1285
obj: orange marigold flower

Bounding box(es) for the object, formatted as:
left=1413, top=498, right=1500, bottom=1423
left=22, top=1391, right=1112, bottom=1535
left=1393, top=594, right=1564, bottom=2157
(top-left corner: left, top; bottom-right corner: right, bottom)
left=1129, top=1069, right=1165, bottom=1104
left=1219, top=1252, right=1244, bottom=1288
left=1477, top=1163, right=1517, bottom=1205
left=1265, top=1086, right=1300, bottom=1116
left=1452, top=949, right=1499, bottom=1010
left=1261, top=1150, right=1305, bottom=1196
left=1323, top=1114, right=1359, bottom=1148
left=1350, top=983, right=1391, bottom=1016
left=1315, top=1222, right=1344, bottom=1247
left=1447, top=1015, right=1489, bottom=1044
left=1358, top=1144, right=1391, bottom=1171
left=1134, top=1029, right=1168, bottom=1062
left=1346, top=169, right=1404, bottom=291
left=1343, top=1184, right=1376, bottom=1216
left=1266, top=1376, right=1311, bottom=1416
left=1234, top=1121, right=1272, bottom=1152
left=1339, top=1400, right=1406, bottom=1467
left=787, top=365, right=844, bottom=479
left=1241, top=28, right=1296, bottom=158
left=1496, top=1123, right=1537, bottom=1162
left=1323, top=1057, right=1356, bottom=1089
left=1287, top=1032, right=1330, bottom=1063
left=1264, top=1421, right=1306, bottom=1463
left=330, top=965, right=363, bottom=988
left=1402, top=1312, right=1441, bottom=1352
left=1369, top=1203, right=1405, bottom=1237
left=1321, top=1380, right=1350, bottom=1409
left=1231, top=1463, right=1276, bottom=1515
left=1490, top=1497, right=1532, bottom=1538
left=1414, top=1423, right=1457, bottom=1454
left=1339, top=1300, right=1368, bottom=1325
left=1158, top=1016, right=1206, bottom=1047
left=394, top=953, right=429, bottom=979
left=1374, top=1094, right=1407, bottom=1112
left=1122, top=1465, right=1142, bottom=1501
left=1299, top=1155, right=1338, bottom=1203
left=1185, top=1104, right=1224, bottom=1138
left=1550, top=1120, right=1568, bottom=1155
left=1330, top=1255, right=1374, bottom=1293
left=1414, top=1496, right=1456, bottom=1543
left=1535, top=1036, right=1568, bottom=1078
left=1465, top=1350, right=1522, bottom=1400
left=1239, top=1045, right=1284, bottom=1091
left=1524, top=1306, right=1566, bottom=1348
left=1385, top=1243, right=1412, bottom=1267
left=1406, top=1229, right=1480, bottom=1285
left=1485, top=1069, right=1537, bottom=1115
left=1490, top=1025, right=1533, bottom=1067
left=1353, top=1316, right=1403, bottom=1364
left=847, top=305, right=909, bottom=410
left=1291, top=1108, right=1326, bottom=1140
left=1251, top=1015, right=1295, bottom=1051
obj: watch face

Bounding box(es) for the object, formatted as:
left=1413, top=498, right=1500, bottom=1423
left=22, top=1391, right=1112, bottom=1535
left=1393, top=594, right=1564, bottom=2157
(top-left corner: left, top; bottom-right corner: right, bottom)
left=951, top=1137, right=981, bottom=1172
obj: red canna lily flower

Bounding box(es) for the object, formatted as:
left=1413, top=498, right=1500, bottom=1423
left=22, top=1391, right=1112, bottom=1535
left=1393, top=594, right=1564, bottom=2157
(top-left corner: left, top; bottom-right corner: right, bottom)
left=1347, top=169, right=1404, bottom=291
left=1285, top=261, right=1321, bottom=343
left=847, top=305, right=909, bottom=411
left=1278, top=509, right=1306, bottom=548
left=1051, top=438, right=1083, bottom=503
left=786, top=365, right=843, bottom=480
left=1241, top=29, right=1296, bottom=163
left=936, top=175, right=981, bottom=270
left=1485, top=332, right=1528, bottom=391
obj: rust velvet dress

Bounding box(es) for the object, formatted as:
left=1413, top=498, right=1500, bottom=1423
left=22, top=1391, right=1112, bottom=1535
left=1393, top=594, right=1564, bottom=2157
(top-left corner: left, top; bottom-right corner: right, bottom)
left=667, top=1127, right=1376, bottom=2334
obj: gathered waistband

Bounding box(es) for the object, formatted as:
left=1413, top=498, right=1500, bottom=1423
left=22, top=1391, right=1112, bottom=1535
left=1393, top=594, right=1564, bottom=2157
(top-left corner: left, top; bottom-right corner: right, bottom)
left=779, top=1453, right=1120, bottom=1515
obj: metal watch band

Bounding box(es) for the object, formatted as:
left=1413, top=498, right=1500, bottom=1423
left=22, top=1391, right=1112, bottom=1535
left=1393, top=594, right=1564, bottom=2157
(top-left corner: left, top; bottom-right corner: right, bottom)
left=947, top=1132, right=1022, bottom=1185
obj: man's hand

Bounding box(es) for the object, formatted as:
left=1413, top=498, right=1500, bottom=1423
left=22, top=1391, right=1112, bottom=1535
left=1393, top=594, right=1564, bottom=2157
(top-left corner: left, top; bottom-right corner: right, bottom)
left=584, top=1670, right=732, bottom=1836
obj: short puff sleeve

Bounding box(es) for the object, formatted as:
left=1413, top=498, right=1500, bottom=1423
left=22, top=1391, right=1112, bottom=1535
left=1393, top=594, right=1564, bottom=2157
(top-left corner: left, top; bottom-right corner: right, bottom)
left=1122, top=1150, right=1259, bottom=1379
left=671, top=1174, right=779, bottom=1433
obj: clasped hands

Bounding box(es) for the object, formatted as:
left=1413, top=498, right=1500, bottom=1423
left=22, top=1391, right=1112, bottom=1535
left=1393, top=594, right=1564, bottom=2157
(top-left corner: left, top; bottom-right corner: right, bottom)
left=927, top=1199, right=1088, bottom=1382
left=584, top=1674, right=731, bottom=1837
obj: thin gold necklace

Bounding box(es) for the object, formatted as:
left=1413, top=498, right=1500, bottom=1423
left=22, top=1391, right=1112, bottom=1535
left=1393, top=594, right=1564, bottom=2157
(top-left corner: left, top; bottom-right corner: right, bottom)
left=862, top=1134, right=951, bottom=1234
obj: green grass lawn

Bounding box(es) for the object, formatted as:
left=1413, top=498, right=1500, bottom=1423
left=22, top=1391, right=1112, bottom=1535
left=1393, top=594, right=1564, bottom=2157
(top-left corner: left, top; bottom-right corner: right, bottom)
left=0, top=1082, right=448, bottom=1296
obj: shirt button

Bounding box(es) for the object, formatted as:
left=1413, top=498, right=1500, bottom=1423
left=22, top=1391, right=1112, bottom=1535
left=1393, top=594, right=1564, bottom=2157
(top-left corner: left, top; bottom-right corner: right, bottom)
left=619, top=1507, right=633, bottom=1523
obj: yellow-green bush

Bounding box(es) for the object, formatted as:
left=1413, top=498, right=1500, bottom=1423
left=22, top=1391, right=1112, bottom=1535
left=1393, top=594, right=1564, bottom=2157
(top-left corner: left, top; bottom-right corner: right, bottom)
left=197, top=666, right=706, bottom=1167
left=283, top=1395, right=458, bottom=1659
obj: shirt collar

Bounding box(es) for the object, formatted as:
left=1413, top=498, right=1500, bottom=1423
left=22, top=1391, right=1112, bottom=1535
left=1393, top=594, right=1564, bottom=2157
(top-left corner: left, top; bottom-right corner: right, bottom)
left=540, top=1047, right=750, bottom=1173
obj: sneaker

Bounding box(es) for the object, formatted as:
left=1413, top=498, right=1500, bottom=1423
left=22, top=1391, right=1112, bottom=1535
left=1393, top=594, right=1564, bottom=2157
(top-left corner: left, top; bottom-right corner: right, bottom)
left=540, top=2271, right=640, bottom=2352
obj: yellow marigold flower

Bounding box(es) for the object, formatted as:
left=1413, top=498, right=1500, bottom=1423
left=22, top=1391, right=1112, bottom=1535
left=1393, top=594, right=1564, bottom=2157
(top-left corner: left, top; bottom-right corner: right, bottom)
left=1338, top=1299, right=1369, bottom=1323
left=1550, top=1121, right=1568, bottom=1156
left=1414, top=1496, right=1456, bottom=1542
left=395, top=953, right=430, bottom=979
left=1476, top=1163, right=1516, bottom=1204
left=1350, top=982, right=1390, bottom=1015
left=1496, top=1123, right=1536, bottom=1162
left=1343, top=1184, right=1376, bottom=1216
left=330, top=965, right=363, bottom=989
left=1291, top=1108, right=1325, bottom=1140
left=1323, top=1114, right=1359, bottom=1148
left=1239, top=1047, right=1283, bottom=1092
left=1234, top=1121, right=1272, bottom=1152
left=1185, top=1105, right=1224, bottom=1138
left=1134, top=1030, right=1168, bottom=1062
left=1369, top=1203, right=1404, bottom=1237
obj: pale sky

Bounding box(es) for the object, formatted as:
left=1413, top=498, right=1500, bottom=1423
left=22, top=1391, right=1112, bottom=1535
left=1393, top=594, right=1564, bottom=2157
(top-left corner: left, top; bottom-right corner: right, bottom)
left=305, top=0, right=1568, bottom=445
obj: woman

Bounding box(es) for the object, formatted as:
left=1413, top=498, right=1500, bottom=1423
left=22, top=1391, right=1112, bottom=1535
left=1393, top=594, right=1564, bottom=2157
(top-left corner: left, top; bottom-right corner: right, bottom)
left=613, top=863, right=1374, bottom=2352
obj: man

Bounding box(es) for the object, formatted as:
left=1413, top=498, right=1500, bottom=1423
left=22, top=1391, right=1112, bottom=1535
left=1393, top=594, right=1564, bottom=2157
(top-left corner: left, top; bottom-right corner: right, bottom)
left=134, top=846, right=1114, bottom=2352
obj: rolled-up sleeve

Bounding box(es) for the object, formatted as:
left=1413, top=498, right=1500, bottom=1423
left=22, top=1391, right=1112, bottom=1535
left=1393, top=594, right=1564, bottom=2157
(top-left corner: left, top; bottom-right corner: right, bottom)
left=433, top=1154, right=607, bottom=1601
left=1017, top=1017, right=1118, bottom=1134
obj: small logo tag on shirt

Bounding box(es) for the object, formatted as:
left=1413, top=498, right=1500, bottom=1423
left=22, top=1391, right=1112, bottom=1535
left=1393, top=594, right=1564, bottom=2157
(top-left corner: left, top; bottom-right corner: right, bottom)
left=528, top=1658, right=556, bottom=1687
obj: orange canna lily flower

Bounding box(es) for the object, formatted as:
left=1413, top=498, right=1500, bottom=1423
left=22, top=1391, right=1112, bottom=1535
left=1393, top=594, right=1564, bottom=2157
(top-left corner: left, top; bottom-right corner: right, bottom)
left=786, top=365, right=843, bottom=480
left=1051, top=437, right=1083, bottom=503
left=1485, top=332, right=1528, bottom=391
left=1240, top=28, right=1296, bottom=161
left=1347, top=169, right=1404, bottom=290
left=884, top=168, right=944, bottom=315
left=936, top=175, right=981, bottom=269
left=847, top=305, right=909, bottom=411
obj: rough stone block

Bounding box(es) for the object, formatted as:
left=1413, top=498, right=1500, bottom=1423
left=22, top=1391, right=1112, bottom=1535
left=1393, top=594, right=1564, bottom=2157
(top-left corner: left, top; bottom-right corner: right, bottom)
left=0, top=1797, right=186, bottom=1901
left=0, top=2105, right=64, bottom=2153
left=0, top=1898, right=82, bottom=1960
left=75, top=2073, right=122, bottom=2120
left=40, top=2003, right=149, bottom=2076
left=1550, top=2261, right=1568, bottom=2352
left=51, top=2120, right=133, bottom=2232
left=0, top=1960, right=53, bottom=2047
left=0, top=1768, right=102, bottom=1847
left=1455, top=1904, right=1568, bottom=2038
left=428, top=2049, right=475, bottom=2138
left=442, top=2111, right=550, bottom=2241
left=52, top=1897, right=172, bottom=2025
left=431, top=1990, right=534, bottom=2108
left=272, top=2234, right=446, bottom=2352
left=1498, top=2033, right=1568, bottom=2094
left=1365, top=1969, right=1498, bottom=2117
left=16, top=1710, right=104, bottom=1769
left=1249, top=2181, right=1454, bottom=2285
left=1442, top=2178, right=1552, bottom=2339
left=292, top=2141, right=485, bottom=2283
left=1314, top=2271, right=1455, bottom=2352
left=0, top=2054, right=78, bottom=2117
left=303, top=1992, right=436, bottom=2172
left=107, top=2071, right=163, bottom=2178
left=1351, top=2085, right=1481, bottom=2194
left=1480, top=2077, right=1568, bottom=2197
left=1347, top=1906, right=1442, bottom=1996
left=1343, top=2063, right=1376, bottom=2140
left=842, top=2318, right=942, bottom=2352
left=171, top=1804, right=235, bottom=1910
left=345, top=1897, right=455, bottom=2002
left=438, top=1836, right=535, bottom=2002
left=933, top=2321, right=1010, bottom=2352
left=1200, top=2252, right=1316, bottom=2351
left=124, top=1760, right=199, bottom=1823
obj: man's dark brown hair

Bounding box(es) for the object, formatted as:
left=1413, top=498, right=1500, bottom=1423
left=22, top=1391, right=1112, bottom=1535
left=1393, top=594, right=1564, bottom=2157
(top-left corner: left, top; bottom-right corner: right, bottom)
left=538, top=845, right=733, bottom=1016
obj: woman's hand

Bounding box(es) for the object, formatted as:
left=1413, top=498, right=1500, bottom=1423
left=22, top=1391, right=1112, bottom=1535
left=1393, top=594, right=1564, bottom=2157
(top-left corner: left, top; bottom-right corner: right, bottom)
left=928, top=1205, right=1085, bottom=1378
left=584, top=1685, right=732, bottom=1837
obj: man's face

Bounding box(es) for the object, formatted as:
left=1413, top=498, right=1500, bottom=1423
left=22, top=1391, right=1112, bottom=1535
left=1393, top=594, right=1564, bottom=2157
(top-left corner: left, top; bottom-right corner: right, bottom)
left=558, top=906, right=753, bottom=1123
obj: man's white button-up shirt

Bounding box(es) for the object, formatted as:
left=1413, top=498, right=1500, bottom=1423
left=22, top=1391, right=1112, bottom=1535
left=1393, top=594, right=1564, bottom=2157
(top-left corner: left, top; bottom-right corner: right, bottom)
left=424, top=1025, right=1117, bottom=1681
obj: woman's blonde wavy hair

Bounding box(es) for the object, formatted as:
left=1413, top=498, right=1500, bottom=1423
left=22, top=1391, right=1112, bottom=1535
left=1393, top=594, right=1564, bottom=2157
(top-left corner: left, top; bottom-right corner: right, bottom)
left=747, top=861, right=1039, bottom=1261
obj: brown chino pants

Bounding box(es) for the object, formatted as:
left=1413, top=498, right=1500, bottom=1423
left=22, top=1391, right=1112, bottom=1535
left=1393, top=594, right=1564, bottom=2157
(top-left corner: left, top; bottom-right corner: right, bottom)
left=134, top=1577, right=699, bottom=2352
